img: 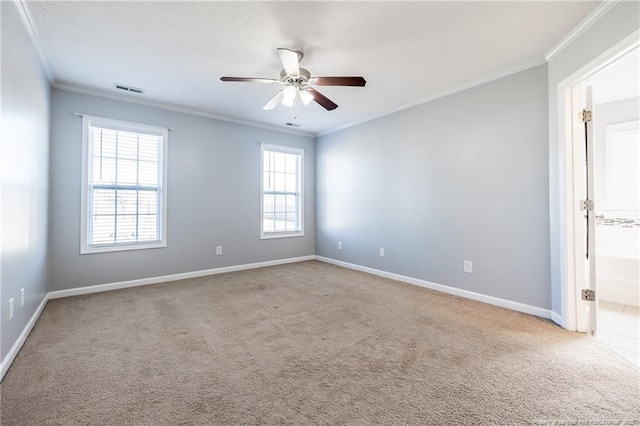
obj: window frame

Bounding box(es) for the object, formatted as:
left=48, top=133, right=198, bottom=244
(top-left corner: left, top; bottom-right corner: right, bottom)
left=80, top=115, right=168, bottom=254
left=260, top=143, right=304, bottom=239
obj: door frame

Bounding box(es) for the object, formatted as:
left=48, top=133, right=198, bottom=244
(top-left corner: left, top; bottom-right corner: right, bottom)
left=556, top=30, right=639, bottom=331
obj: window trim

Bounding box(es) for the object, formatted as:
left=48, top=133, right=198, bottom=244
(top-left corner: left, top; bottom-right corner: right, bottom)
left=80, top=115, right=168, bottom=254
left=260, top=143, right=304, bottom=239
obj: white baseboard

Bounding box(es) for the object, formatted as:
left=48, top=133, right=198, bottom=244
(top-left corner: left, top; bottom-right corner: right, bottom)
left=48, top=255, right=316, bottom=299
left=315, top=256, right=553, bottom=320
left=1, top=294, right=49, bottom=381
left=551, top=311, right=564, bottom=327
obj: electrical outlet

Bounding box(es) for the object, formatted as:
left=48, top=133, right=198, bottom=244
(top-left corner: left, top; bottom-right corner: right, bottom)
left=216, top=246, right=223, bottom=256
left=379, top=247, right=385, bottom=257
left=464, top=260, right=473, bottom=274
left=8, top=298, right=14, bottom=320
left=338, top=241, right=342, bottom=250
left=20, top=288, right=25, bottom=307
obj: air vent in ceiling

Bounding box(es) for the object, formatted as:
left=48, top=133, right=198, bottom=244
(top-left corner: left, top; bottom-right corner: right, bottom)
left=113, top=83, right=145, bottom=94
left=285, top=122, right=301, bottom=127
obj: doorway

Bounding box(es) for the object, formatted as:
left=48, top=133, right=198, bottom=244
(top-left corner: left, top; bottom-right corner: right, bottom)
left=587, top=49, right=639, bottom=367
left=562, top=42, right=639, bottom=367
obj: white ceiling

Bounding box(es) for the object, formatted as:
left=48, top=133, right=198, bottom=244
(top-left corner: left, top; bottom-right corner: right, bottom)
left=25, top=1, right=601, bottom=136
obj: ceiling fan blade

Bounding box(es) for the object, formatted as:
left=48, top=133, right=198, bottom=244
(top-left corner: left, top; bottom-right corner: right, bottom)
left=308, top=89, right=338, bottom=111
left=312, top=76, right=366, bottom=87
left=278, top=48, right=300, bottom=76
left=262, top=90, right=285, bottom=110
left=220, top=77, right=279, bottom=83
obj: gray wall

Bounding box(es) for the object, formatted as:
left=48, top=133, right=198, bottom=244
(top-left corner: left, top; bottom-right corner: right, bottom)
left=316, top=65, right=551, bottom=309
left=1, top=1, right=51, bottom=361
left=49, top=89, right=315, bottom=291
left=548, top=1, right=640, bottom=315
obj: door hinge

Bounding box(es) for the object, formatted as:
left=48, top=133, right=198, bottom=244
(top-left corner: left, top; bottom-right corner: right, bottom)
left=581, top=289, right=596, bottom=302
left=580, top=109, right=592, bottom=123
left=580, top=199, right=594, bottom=211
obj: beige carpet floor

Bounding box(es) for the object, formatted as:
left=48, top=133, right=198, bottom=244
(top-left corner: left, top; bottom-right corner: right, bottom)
left=1, top=260, right=639, bottom=425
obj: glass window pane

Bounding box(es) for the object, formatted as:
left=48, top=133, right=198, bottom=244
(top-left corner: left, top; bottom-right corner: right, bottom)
left=116, top=215, right=137, bottom=243
left=138, top=190, right=158, bottom=214
left=274, top=172, right=285, bottom=191
left=139, top=161, right=158, bottom=186
left=91, top=215, right=115, bottom=244
left=285, top=173, right=297, bottom=192
left=92, top=189, right=116, bottom=215
left=263, top=172, right=273, bottom=191
left=284, top=154, right=297, bottom=174
left=264, top=151, right=271, bottom=173
left=117, top=159, right=138, bottom=185
left=137, top=214, right=158, bottom=241
left=138, top=135, right=159, bottom=162
left=274, top=152, right=285, bottom=172
left=274, top=212, right=287, bottom=231
left=286, top=195, right=297, bottom=213
left=92, top=128, right=117, bottom=159
left=117, top=190, right=137, bottom=215
left=275, top=194, right=286, bottom=213
left=286, top=212, right=298, bottom=230
left=92, top=158, right=116, bottom=185
left=263, top=194, right=275, bottom=214
left=118, top=131, right=138, bottom=160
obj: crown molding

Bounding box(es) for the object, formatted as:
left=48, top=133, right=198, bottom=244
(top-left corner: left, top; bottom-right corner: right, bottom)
left=318, top=58, right=546, bottom=138
left=545, top=0, right=620, bottom=62
left=14, top=0, right=54, bottom=83
left=52, top=82, right=315, bottom=138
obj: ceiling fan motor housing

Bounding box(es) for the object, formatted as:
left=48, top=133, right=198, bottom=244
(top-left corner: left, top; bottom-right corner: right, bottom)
left=280, top=68, right=312, bottom=87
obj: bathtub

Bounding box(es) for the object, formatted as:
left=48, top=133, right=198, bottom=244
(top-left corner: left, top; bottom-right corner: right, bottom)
left=596, top=225, right=640, bottom=307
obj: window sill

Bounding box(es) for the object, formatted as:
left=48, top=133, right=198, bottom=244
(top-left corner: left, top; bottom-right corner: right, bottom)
left=260, top=231, right=304, bottom=240
left=80, top=241, right=167, bottom=255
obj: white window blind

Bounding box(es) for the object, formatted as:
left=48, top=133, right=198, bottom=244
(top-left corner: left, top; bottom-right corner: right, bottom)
left=261, top=144, right=304, bottom=238
left=81, top=116, right=168, bottom=253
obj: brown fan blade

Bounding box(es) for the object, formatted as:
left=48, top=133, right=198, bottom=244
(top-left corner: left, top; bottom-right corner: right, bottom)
left=220, top=77, right=279, bottom=83
left=313, top=76, right=366, bottom=87
left=308, top=89, right=338, bottom=111
left=278, top=48, right=301, bottom=76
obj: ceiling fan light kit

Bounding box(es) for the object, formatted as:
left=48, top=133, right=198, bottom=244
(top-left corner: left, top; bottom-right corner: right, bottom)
left=220, top=48, right=366, bottom=112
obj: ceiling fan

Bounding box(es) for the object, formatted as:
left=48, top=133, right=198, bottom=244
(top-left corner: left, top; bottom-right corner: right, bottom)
left=220, top=48, right=366, bottom=111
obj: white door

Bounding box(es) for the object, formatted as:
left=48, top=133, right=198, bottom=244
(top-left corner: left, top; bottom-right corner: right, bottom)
left=572, top=84, right=597, bottom=332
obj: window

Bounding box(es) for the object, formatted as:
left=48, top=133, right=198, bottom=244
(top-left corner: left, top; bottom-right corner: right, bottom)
left=605, top=120, right=640, bottom=212
left=81, top=115, right=168, bottom=254
left=261, top=144, right=304, bottom=238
